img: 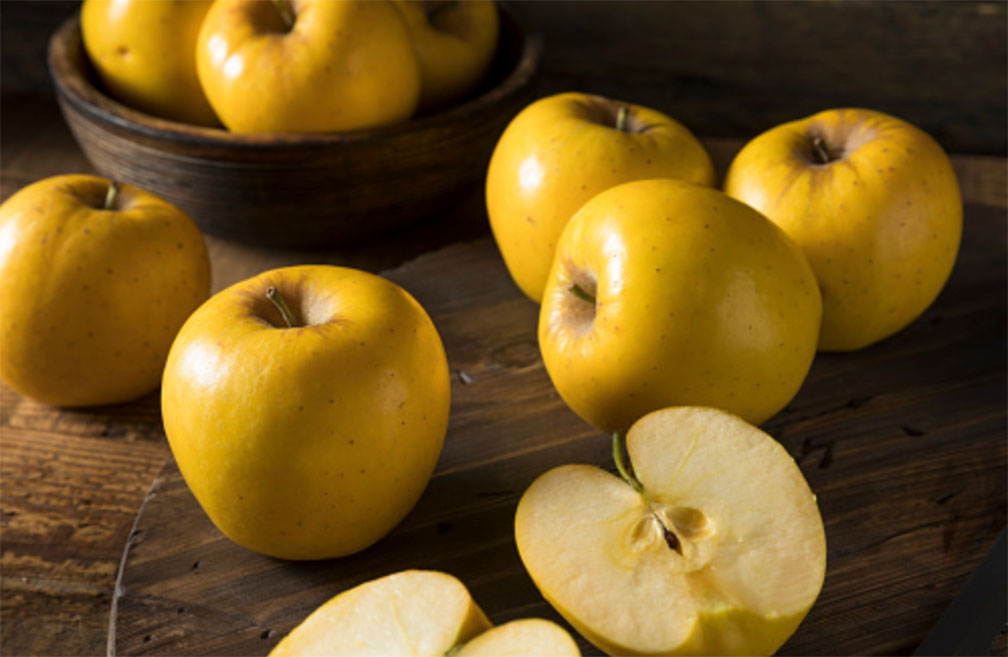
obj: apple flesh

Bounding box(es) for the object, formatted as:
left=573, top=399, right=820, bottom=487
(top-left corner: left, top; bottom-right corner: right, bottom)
left=456, top=618, right=581, bottom=657
left=269, top=570, right=581, bottom=656
left=270, top=570, right=491, bottom=656
left=723, top=108, right=963, bottom=351
left=515, top=407, right=826, bottom=656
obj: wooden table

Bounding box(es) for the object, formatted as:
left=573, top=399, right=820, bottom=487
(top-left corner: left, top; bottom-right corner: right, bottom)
left=1, top=90, right=1006, bottom=657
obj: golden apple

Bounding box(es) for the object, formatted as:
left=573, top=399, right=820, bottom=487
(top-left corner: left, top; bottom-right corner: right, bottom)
left=393, top=0, right=499, bottom=112
left=538, top=179, right=821, bottom=433
left=515, top=406, right=827, bottom=656
left=81, top=0, right=218, bottom=126
left=161, top=265, right=450, bottom=560
left=196, top=0, right=421, bottom=133
left=486, top=92, right=716, bottom=303
left=0, top=174, right=210, bottom=407
left=723, top=108, right=963, bottom=351
left=270, top=570, right=580, bottom=656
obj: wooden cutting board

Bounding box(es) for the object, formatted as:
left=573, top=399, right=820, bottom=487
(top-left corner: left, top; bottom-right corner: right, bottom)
left=109, top=203, right=1007, bottom=656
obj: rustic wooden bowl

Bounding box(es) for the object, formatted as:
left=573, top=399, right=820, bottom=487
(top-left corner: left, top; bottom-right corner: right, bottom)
left=47, top=7, right=542, bottom=248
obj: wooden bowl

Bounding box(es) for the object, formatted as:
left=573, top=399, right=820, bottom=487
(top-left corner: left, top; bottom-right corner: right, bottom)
left=47, top=7, right=542, bottom=248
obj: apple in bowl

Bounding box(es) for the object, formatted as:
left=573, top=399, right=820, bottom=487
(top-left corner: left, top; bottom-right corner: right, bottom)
left=394, top=0, right=500, bottom=113
left=196, top=0, right=422, bottom=133
left=515, top=406, right=827, bottom=656
left=723, top=108, right=962, bottom=351
left=161, top=265, right=450, bottom=560
left=81, top=0, right=218, bottom=126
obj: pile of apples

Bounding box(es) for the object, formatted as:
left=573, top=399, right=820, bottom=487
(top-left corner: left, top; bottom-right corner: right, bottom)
left=1, top=6, right=963, bottom=655
left=481, top=91, right=962, bottom=656
left=80, top=0, right=500, bottom=132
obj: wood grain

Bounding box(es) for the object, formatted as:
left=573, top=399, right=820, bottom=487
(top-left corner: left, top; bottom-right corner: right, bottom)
left=109, top=196, right=1006, bottom=655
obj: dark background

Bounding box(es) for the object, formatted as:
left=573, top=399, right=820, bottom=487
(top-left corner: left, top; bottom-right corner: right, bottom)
left=3, top=0, right=1006, bottom=155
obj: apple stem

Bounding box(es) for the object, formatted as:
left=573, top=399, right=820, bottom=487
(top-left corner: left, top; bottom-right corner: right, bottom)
left=103, top=181, right=120, bottom=210
left=270, top=0, right=296, bottom=30
left=615, top=106, right=629, bottom=132
left=612, top=432, right=644, bottom=494
left=266, top=286, right=297, bottom=328
left=568, top=283, right=596, bottom=305
left=811, top=136, right=833, bottom=164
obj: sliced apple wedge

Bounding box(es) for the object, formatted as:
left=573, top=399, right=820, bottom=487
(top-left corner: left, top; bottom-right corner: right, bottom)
left=270, top=569, right=581, bottom=657
left=456, top=618, right=581, bottom=656
left=514, top=406, right=827, bottom=656
left=270, top=570, right=490, bottom=656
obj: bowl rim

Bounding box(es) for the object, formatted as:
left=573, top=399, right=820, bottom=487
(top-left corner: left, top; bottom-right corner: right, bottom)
left=48, top=3, right=543, bottom=150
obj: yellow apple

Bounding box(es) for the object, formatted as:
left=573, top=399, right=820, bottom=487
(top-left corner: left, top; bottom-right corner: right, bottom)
left=485, top=92, right=716, bottom=303
left=161, top=265, right=450, bottom=560
left=515, top=406, right=827, bottom=656
left=81, top=0, right=218, bottom=126
left=723, top=108, right=963, bottom=351
left=538, top=178, right=822, bottom=433
left=196, top=0, right=421, bottom=133
left=393, top=0, right=499, bottom=112
left=270, top=570, right=580, bottom=657
left=0, top=174, right=210, bottom=407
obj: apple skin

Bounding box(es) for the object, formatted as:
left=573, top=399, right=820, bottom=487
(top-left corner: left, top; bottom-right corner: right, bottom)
left=0, top=174, right=210, bottom=407
left=538, top=179, right=822, bottom=433
left=161, top=265, right=450, bottom=560
left=723, top=108, right=962, bottom=351
left=81, top=0, right=218, bottom=126
left=393, top=0, right=499, bottom=112
left=196, top=0, right=421, bottom=133
left=486, top=92, right=716, bottom=303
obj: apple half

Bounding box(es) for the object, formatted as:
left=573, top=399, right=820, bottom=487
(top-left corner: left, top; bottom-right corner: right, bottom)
left=515, top=407, right=826, bottom=656
left=270, top=570, right=580, bottom=656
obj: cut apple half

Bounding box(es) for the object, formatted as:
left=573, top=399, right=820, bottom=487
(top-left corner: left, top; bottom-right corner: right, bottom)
left=270, top=570, right=581, bottom=656
left=514, top=406, right=826, bottom=656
